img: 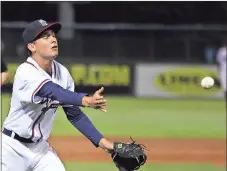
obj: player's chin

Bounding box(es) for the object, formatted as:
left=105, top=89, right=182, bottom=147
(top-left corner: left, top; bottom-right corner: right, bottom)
left=44, top=53, right=58, bottom=60
left=53, top=52, right=58, bottom=58
left=50, top=51, right=58, bottom=58
left=50, top=48, right=58, bottom=56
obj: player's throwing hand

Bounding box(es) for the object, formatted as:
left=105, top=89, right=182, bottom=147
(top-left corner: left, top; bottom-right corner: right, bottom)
left=82, top=87, right=108, bottom=112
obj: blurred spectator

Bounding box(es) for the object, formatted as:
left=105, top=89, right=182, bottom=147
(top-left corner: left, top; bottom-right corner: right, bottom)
left=1, top=59, right=10, bottom=86
left=204, top=46, right=217, bottom=64
left=216, top=42, right=226, bottom=100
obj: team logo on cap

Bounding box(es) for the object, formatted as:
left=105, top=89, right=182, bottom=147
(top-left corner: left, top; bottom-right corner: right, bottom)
left=38, top=19, right=48, bottom=26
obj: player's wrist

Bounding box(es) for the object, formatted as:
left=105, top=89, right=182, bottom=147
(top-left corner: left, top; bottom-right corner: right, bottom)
left=82, top=96, right=91, bottom=107
left=98, top=138, right=114, bottom=152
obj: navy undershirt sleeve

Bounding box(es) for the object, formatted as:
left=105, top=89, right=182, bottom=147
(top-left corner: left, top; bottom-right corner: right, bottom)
left=63, top=105, right=104, bottom=147
left=36, top=81, right=103, bottom=147
left=36, top=81, right=88, bottom=106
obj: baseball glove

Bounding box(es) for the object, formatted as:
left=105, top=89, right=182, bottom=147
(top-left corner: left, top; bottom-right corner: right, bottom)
left=111, top=137, right=147, bottom=171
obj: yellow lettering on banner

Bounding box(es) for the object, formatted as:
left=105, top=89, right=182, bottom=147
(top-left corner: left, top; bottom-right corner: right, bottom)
left=5, top=64, right=130, bottom=86
left=154, top=67, right=220, bottom=96
left=85, top=65, right=97, bottom=85
left=71, top=64, right=86, bottom=85
left=71, top=64, right=130, bottom=86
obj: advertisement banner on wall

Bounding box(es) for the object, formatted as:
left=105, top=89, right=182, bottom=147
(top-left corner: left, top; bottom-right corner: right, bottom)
left=135, top=64, right=224, bottom=99
left=69, top=64, right=133, bottom=94
left=2, top=63, right=134, bottom=95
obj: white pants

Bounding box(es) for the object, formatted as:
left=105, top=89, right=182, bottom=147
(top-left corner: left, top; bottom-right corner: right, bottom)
left=1, top=134, right=66, bottom=171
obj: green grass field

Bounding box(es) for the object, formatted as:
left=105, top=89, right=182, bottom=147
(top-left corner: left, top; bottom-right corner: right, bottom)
left=64, top=162, right=226, bottom=171
left=1, top=93, right=226, bottom=171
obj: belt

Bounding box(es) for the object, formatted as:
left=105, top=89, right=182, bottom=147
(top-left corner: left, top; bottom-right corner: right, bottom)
left=2, top=128, right=35, bottom=143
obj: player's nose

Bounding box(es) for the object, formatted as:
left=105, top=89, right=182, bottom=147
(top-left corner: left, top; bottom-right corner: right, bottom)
left=50, top=37, right=57, bottom=45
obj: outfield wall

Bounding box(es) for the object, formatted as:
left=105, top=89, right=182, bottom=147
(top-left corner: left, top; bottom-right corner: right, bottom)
left=134, top=63, right=224, bottom=99
left=1, top=63, right=134, bottom=95
left=2, top=62, right=224, bottom=99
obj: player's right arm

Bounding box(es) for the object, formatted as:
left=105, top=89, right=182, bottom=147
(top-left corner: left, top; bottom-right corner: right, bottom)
left=36, top=82, right=107, bottom=108
left=15, top=64, right=106, bottom=108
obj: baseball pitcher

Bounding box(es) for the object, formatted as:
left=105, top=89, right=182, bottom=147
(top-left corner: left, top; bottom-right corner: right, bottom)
left=1, top=19, right=147, bottom=171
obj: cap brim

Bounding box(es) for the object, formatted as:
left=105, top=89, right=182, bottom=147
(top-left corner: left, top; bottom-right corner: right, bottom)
left=35, top=22, right=62, bottom=39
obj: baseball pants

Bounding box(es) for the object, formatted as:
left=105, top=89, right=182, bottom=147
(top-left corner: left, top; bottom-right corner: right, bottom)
left=1, top=134, right=66, bottom=171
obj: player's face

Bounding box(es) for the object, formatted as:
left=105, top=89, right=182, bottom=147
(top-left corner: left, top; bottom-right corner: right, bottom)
left=33, top=30, right=58, bottom=60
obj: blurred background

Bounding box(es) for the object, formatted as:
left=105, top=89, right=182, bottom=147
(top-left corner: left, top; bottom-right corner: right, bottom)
left=1, top=1, right=226, bottom=171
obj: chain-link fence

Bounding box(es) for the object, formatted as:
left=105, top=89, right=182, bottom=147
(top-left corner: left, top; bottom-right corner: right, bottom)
left=1, top=23, right=227, bottom=64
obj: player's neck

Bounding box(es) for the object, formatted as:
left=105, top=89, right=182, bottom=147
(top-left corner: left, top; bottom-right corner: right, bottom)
left=31, top=55, right=53, bottom=75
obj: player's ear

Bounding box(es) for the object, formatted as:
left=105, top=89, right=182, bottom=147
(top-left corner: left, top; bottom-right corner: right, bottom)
left=27, top=43, right=36, bottom=53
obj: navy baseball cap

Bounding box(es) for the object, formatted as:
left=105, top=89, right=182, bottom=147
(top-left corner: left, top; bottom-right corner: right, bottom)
left=22, top=19, right=61, bottom=45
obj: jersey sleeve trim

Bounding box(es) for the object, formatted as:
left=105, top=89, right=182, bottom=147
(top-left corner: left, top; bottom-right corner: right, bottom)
left=31, top=79, right=51, bottom=104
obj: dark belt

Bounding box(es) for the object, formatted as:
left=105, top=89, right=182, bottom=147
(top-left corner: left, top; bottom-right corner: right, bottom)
left=2, top=128, right=35, bottom=143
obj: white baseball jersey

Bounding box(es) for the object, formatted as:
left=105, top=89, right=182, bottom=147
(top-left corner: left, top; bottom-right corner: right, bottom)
left=216, top=46, right=226, bottom=91
left=3, top=57, right=74, bottom=142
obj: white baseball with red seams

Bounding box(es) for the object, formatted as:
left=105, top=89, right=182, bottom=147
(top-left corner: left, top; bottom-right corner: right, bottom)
left=2, top=57, right=74, bottom=171
left=201, top=76, right=214, bottom=89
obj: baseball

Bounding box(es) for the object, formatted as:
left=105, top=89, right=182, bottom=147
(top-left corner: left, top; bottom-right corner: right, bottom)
left=201, top=76, right=214, bottom=89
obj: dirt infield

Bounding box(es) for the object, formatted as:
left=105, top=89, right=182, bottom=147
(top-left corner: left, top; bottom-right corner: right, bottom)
left=48, top=136, right=226, bottom=167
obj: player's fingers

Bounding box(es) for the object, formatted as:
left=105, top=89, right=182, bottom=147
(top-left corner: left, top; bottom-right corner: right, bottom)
left=99, top=101, right=107, bottom=106
left=99, top=107, right=107, bottom=112
left=100, top=108, right=107, bottom=112
left=95, top=103, right=107, bottom=108
left=95, top=99, right=107, bottom=105
left=96, top=103, right=107, bottom=107
left=95, top=87, right=104, bottom=94
left=94, top=106, right=107, bottom=112
left=95, top=95, right=104, bottom=100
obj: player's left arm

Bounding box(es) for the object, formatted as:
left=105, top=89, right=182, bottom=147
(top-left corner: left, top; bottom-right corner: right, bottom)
left=63, top=105, right=113, bottom=151
left=62, top=69, right=113, bottom=151
left=63, top=106, right=147, bottom=171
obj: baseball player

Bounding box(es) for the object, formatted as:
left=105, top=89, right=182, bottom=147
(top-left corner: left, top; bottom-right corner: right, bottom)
left=216, top=45, right=226, bottom=101
left=1, top=59, right=9, bottom=86
left=1, top=19, right=147, bottom=171
left=1, top=19, right=114, bottom=171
